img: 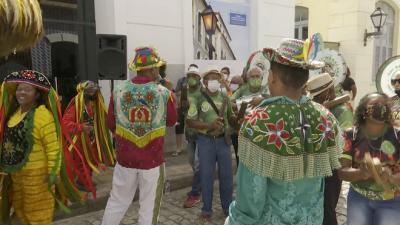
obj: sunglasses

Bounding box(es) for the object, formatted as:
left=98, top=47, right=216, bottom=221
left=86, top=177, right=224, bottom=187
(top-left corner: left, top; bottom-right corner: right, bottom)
left=391, top=79, right=400, bottom=85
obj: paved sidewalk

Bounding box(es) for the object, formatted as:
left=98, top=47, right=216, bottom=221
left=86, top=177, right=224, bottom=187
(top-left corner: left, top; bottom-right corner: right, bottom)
left=55, top=184, right=227, bottom=225
left=55, top=182, right=350, bottom=225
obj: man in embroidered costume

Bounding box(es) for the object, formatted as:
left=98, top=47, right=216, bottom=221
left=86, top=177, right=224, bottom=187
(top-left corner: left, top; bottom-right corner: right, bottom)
left=62, top=81, right=115, bottom=195
left=187, top=68, right=235, bottom=222
left=225, top=39, right=342, bottom=225
left=0, top=70, right=82, bottom=225
left=101, top=47, right=177, bottom=225
left=181, top=65, right=203, bottom=208
left=391, top=73, right=400, bottom=127
left=307, top=73, right=353, bottom=225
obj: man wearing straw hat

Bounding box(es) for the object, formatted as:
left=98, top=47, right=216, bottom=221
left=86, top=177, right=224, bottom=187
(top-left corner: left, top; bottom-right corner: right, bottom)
left=102, top=47, right=177, bottom=225
left=307, top=73, right=353, bottom=225
left=225, top=39, right=342, bottom=225
left=186, top=67, right=236, bottom=222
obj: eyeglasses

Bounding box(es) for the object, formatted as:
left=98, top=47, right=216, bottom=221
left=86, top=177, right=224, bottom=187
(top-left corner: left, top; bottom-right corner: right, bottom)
left=391, top=79, right=400, bottom=85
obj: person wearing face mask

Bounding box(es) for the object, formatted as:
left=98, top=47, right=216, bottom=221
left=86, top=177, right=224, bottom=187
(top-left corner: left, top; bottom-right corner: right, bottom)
left=307, top=73, right=353, bottom=225
left=230, top=67, right=268, bottom=101
left=180, top=65, right=203, bottom=208
left=62, top=80, right=115, bottom=194
left=173, top=64, right=198, bottom=156
left=187, top=68, right=236, bottom=222
left=390, top=73, right=400, bottom=127
left=102, top=47, right=177, bottom=225
left=229, top=68, right=268, bottom=166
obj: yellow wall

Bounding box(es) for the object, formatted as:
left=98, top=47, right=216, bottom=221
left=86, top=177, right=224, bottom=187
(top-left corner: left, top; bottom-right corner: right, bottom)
left=295, top=0, right=330, bottom=39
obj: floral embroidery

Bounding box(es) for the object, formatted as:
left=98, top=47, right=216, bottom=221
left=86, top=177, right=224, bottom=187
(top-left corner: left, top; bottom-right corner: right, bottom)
left=265, top=119, right=289, bottom=149
left=317, top=115, right=334, bottom=140
left=145, top=92, right=155, bottom=103
left=123, top=92, right=133, bottom=104
left=245, top=108, right=270, bottom=126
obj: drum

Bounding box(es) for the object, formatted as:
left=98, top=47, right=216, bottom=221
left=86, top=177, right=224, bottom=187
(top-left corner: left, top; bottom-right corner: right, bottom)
left=376, top=55, right=400, bottom=97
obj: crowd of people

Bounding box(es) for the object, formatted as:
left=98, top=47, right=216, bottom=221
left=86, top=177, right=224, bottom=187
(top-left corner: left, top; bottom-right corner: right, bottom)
left=0, top=37, right=400, bottom=225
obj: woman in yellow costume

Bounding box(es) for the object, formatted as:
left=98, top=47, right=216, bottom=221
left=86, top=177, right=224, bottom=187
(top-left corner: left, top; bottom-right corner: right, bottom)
left=0, top=70, right=82, bottom=225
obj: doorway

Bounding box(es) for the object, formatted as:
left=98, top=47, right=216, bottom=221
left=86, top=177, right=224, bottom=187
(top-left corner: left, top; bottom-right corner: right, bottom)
left=51, top=41, right=79, bottom=111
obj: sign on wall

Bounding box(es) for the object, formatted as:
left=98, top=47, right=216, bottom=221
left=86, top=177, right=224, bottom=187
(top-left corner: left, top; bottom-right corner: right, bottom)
left=230, top=13, right=246, bottom=26
left=193, top=0, right=250, bottom=61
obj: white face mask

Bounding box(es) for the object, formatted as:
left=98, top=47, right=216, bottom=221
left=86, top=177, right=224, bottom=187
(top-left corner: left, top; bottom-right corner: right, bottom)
left=207, top=80, right=221, bottom=93
left=230, top=83, right=239, bottom=91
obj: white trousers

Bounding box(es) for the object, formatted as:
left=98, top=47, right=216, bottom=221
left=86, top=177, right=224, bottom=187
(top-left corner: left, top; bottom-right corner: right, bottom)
left=224, top=217, right=230, bottom=225
left=101, top=163, right=165, bottom=225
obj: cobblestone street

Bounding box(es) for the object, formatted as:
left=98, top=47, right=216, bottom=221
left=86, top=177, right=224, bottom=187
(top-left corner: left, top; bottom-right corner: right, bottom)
left=55, top=182, right=350, bottom=225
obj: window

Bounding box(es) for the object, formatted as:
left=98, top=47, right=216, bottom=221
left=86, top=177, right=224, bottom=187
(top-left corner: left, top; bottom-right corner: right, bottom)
left=294, top=6, right=309, bottom=40
left=373, top=1, right=395, bottom=80
left=197, top=51, right=201, bottom=59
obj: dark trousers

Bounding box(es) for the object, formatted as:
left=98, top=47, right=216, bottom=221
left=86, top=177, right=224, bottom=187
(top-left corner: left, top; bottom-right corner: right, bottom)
left=323, top=170, right=342, bottom=225
left=231, top=133, right=239, bottom=166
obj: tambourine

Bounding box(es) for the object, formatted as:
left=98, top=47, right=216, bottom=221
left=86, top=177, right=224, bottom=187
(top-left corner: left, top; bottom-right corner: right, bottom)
left=0, top=0, right=43, bottom=57
left=376, top=55, right=400, bottom=97
left=364, top=152, right=393, bottom=193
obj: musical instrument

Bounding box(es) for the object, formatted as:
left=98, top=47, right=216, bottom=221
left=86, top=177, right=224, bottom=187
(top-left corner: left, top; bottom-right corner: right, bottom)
left=245, top=51, right=271, bottom=87
left=364, top=152, right=393, bottom=193
left=323, top=94, right=351, bottom=110
left=0, top=0, right=43, bottom=57
left=309, top=49, right=347, bottom=86
left=376, top=55, right=400, bottom=97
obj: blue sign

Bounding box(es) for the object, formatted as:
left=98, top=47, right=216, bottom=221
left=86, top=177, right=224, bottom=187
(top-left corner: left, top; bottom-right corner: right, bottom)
left=230, top=13, right=246, bottom=26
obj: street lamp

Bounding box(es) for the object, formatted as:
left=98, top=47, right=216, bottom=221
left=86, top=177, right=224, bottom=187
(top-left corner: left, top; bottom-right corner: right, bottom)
left=201, top=5, right=217, bottom=59
left=364, top=7, right=388, bottom=46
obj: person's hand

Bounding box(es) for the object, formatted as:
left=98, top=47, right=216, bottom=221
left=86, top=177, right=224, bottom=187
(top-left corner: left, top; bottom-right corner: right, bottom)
left=380, top=166, right=393, bottom=184
left=82, top=123, right=94, bottom=134
left=208, top=118, right=224, bottom=130
left=359, top=162, right=372, bottom=180
left=250, top=96, right=265, bottom=108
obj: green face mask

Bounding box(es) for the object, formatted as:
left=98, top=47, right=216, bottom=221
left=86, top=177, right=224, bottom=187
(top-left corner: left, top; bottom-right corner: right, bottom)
left=249, top=78, right=262, bottom=89
left=188, top=77, right=199, bottom=87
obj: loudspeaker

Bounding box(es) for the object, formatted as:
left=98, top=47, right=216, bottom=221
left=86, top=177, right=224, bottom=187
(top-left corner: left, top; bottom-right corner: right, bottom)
left=96, top=34, right=127, bottom=80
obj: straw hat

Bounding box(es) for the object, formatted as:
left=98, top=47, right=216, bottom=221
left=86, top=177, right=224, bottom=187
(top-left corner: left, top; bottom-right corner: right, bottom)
left=306, top=73, right=335, bottom=98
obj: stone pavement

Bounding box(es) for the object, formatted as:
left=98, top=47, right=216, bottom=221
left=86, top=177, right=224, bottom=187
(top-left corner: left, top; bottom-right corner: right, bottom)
left=54, top=183, right=228, bottom=225
left=55, top=182, right=351, bottom=225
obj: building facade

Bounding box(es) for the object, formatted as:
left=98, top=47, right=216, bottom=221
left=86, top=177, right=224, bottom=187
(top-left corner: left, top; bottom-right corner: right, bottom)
left=295, top=0, right=400, bottom=104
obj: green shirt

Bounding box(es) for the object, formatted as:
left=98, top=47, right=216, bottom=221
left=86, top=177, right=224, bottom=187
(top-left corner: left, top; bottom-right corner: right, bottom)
left=230, top=83, right=269, bottom=101
left=331, top=103, right=353, bottom=130
left=187, top=91, right=233, bottom=135
left=184, top=86, right=202, bottom=140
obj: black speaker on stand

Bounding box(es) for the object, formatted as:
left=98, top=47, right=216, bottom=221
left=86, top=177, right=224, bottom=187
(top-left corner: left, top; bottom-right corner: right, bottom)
left=96, top=34, right=127, bottom=91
